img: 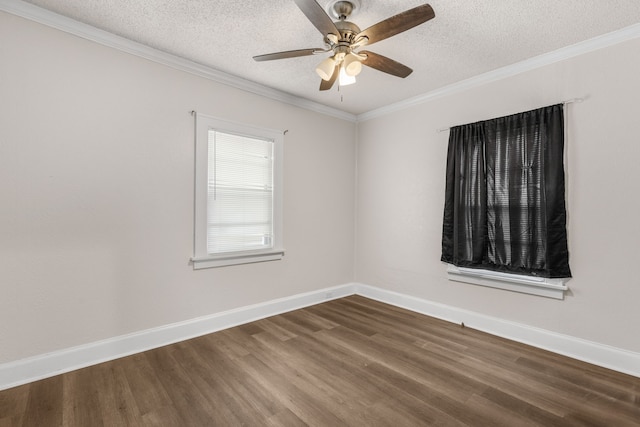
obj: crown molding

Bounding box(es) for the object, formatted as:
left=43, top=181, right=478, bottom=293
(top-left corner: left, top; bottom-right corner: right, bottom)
left=357, top=23, right=640, bottom=122
left=0, top=0, right=357, bottom=123
left=3, top=1, right=639, bottom=126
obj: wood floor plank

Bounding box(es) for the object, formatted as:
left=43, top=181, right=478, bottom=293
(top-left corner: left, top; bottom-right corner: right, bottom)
left=1, top=295, right=638, bottom=426
left=96, top=362, right=143, bottom=426
left=199, top=329, right=251, bottom=360
left=140, top=405, right=185, bottom=427
left=166, top=343, right=249, bottom=425
left=282, top=332, right=385, bottom=406
left=291, top=305, right=341, bottom=329
left=306, top=303, right=381, bottom=337
left=252, top=317, right=298, bottom=341
left=144, top=346, right=223, bottom=425
left=249, top=330, right=368, bottom=423
left=516, top=353, right=640, bottom=404
left=284, top=329, right=461, bottom=424
left=368, top=332, right=487, bottom=401
left=0, top=381, right=27, bottom=426
left=116, top=352, right=173, bottom=417
left=266, top=408, right=308, bottom=427
left=279, top=309, right=336, bottom=333
left=175, top=334, right=281, bottom=425
left=61, top=367, right=104, bottom=426
left=235, top=352, right=349, bottom=425
left=317, top=324, right=479, bottom=403
left=183, top=337, right=287, bottom=423
left=20, top=376, right=63, bottom=427
left=477, top=386, right=570, bottom=426
left=463, top=392, right=549, bottom=427
left=453, top=348, right=580, bottom=417
left=265, top=312, right=319, bottom=338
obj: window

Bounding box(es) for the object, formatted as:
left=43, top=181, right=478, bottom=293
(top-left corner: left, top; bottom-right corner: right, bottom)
left=192, top=113, right=284, bottom=269
left=441, top=104, right=571, bottom=298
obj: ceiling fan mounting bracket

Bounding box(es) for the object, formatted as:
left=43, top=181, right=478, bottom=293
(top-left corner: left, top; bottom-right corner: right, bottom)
left=325, top=0, right=361, bottom=20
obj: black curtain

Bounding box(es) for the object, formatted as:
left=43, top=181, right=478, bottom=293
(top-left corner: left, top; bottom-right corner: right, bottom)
left=441, top=104, right=571, bottom=278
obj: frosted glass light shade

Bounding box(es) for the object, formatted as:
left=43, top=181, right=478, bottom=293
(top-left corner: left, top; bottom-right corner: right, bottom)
left=338, top=66, right=356, bottom=86
left=316, top=57, right=336, bottom=81
left=343, top=53, right=362, bottom=76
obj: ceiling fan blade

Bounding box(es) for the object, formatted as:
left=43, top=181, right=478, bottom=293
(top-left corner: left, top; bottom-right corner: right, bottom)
left=360, top=51, right=413, bottom=78
left=293, top=0, right=341, bottom=39
left=253, top=48, right=322, bottom=62
left=356, top=4, right=435, bottom=46
left=319, top=64, right=339, bottom=91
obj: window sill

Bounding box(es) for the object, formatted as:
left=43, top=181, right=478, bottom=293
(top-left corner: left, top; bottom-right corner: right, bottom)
left=191, top=250, right=284, bottom=269
left=446, top=264, right=569, bottom=300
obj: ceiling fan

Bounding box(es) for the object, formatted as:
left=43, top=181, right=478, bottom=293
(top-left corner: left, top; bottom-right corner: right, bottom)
left=253, top=0, right=435, bottom=90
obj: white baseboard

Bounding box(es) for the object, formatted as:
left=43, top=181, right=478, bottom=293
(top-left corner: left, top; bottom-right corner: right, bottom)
left=354, top=283, right=640, bottom=379
left=2, top=282, right=638, bottom=390
left=0, top=283, right=357, bottom=391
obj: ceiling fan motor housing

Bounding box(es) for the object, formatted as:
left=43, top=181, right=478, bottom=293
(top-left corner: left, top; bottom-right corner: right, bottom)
left=331, top=20, right=361, bottom=44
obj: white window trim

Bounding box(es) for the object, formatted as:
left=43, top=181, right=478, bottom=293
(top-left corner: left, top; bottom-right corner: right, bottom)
left=446, top=264, right=569, bottom=300
left=191, top=113, right=284, bottom=269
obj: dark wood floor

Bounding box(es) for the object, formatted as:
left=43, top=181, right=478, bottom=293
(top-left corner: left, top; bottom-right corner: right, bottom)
left=1, top=296, right=639, bottom=426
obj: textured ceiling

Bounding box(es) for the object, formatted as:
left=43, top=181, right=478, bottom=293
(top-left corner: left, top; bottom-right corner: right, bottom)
left=18, top=0, right=640, bottom=115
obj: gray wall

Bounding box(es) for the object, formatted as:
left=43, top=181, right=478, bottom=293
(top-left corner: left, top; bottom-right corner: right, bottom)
left=355, top=38, right=640, bottom=353
left=0, top=12, right=356, bottom=363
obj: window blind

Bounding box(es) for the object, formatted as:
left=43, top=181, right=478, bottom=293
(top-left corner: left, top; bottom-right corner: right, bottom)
left=207, top=130, right=274, bottom=255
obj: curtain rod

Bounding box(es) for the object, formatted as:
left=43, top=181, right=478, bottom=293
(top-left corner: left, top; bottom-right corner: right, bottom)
left=436, top=98, right=584, bottom=133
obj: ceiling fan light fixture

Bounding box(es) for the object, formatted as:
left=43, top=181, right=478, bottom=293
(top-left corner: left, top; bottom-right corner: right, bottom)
left=338, top=65, right=356, bottom=86
left=253, top=0, right=435, bottom=91
left=316, top=57, right=336, bottom=80
left=343, top=53, right=362, bottom=76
